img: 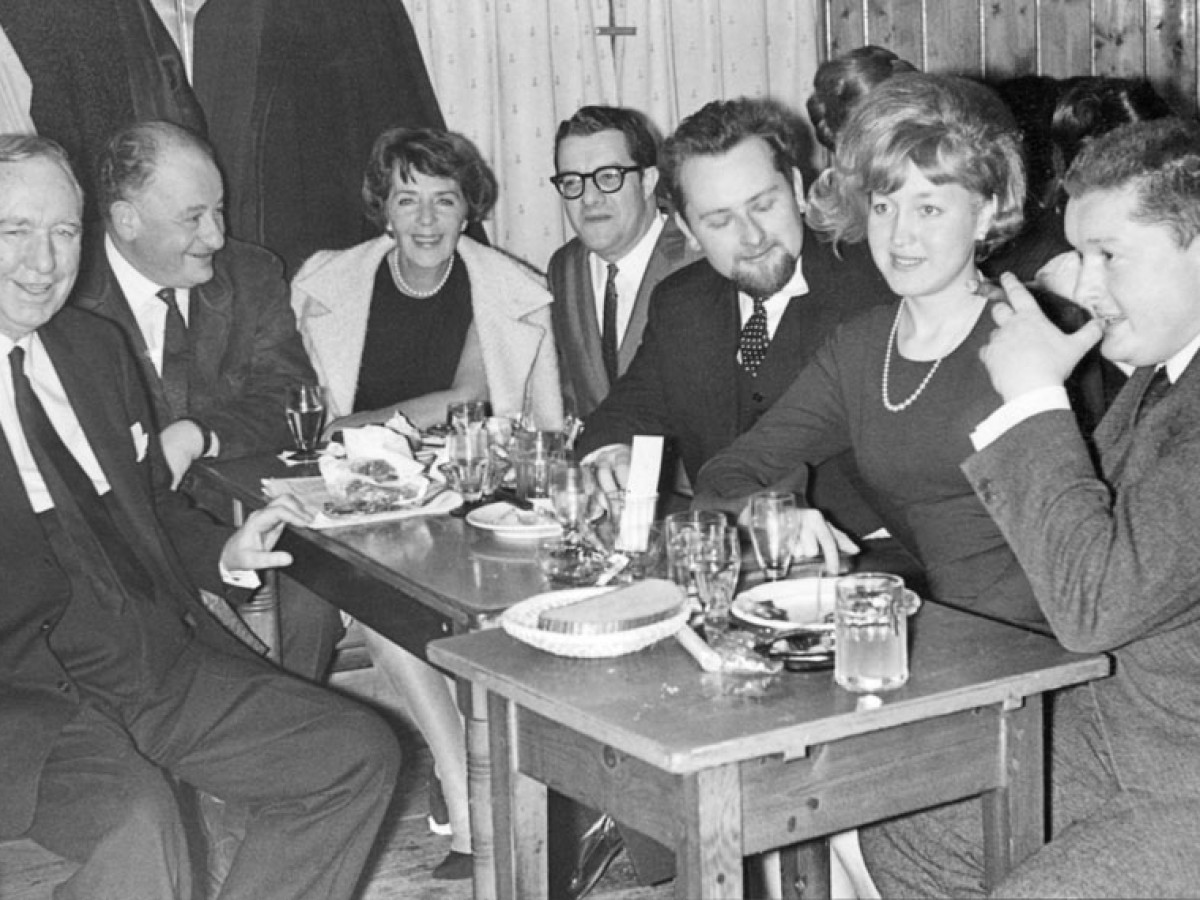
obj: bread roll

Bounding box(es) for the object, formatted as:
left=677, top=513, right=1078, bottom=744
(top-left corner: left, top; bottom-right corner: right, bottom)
left=537, top=579, right=685, bottom=635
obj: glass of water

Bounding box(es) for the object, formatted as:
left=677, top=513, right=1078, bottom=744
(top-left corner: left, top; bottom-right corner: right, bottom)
left=690, top=525, right=742, bottom=635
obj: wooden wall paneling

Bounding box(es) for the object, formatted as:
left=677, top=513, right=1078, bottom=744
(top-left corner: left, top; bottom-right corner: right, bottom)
left=1145, top=0, right=1199, bottom=114
left=864, top=0, right=927, bottom=70
left=1038, top=0, right=1095, bottom=78
left=981, top=0, right=1041, bottom=79
left=925, top=0, right=983, bottom=76
left=1093, top=0, right=1147, bottom=75
left=823, top=0, right=868, bottom=60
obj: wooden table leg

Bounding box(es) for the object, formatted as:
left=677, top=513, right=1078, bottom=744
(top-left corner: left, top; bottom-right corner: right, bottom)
left=458, top=679, right=496, bottom=900
left=678, top=764, right=743, bottom=899
left=487, top=693, right=548, bottom=900
left=779, top=840, right=830, bottom=899
left=982, top=695, right=1045, bottom=890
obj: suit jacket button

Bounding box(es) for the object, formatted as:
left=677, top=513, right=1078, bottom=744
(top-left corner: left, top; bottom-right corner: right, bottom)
left=753, top=392, right=764, bottom=403
left=40, top=620, right=53, bottom=632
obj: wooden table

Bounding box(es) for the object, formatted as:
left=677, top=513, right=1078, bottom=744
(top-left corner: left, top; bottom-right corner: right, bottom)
left=190, top=455, right=549, bottom=656
left=429, top=604, right=1109, bottom=900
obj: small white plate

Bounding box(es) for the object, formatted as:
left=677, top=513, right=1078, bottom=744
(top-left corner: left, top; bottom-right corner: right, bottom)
left=466, top=502, right=562, bottom=541
left=732, top=578, right=838, bottom=631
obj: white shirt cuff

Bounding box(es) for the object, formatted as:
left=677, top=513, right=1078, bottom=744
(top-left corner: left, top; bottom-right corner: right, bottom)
left=970, top=386, right=1070, bottom=450
left=220, top=562, right=261, bottom=590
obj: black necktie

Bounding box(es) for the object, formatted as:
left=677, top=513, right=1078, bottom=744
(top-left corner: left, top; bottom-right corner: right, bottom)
left=601, top=263, right=620, bottom=385
left=1135, top=366, right=1171, bottom=424
left=10, top=346, right=152, bottom=610
left=157, top=287, right=190, bottom=419
left=739, top=298, right=770, bottom=376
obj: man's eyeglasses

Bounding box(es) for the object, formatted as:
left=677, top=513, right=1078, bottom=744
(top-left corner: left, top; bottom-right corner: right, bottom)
left=549, top=165, right=643, bottom=200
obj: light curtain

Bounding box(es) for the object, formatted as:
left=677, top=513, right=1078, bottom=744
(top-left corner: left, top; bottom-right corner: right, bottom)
left=405, top=0, right=822, bottom=271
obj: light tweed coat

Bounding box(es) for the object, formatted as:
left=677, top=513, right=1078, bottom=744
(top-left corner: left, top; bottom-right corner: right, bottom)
left=291, top=234, right=563, bottom=428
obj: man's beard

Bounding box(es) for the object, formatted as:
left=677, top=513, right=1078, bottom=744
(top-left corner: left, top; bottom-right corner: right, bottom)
left=731, top=246, right=798, bottom=298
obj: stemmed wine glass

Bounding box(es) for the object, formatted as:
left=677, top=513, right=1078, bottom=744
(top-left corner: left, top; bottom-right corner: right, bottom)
left=747, top=491, right=800, bottom=581
left=285, top=384, right=326, bottom=461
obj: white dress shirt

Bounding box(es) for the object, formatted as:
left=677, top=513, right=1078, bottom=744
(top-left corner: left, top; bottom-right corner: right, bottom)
left=587, top=214, right=666, bottom=346
left=0, top=332, right=111, bottom=512
left=106, top=234, right=190, bottom=376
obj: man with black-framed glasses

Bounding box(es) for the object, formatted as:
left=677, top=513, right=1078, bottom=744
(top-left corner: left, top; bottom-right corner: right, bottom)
left=545, top=105, right=702, bottom=900
left=548, top=106, right=702, bottom=422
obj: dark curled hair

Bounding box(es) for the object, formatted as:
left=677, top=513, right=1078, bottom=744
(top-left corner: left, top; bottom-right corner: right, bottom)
left=96, top=120, right=215, bottom=221
left=553, top=105, right=661, bottom=170
left=362, top=127, right=498, bottom=228
left=660, top=96, right=807, bottom=219
left=807, top=73, right=1026, bottom=260
left=1065, top=117, right=1200, bottom=248
left=807, top=45, right=918, bottom=151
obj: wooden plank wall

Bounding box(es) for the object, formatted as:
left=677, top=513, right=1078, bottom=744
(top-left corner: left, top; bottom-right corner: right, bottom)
left=820, top=0, right=1200, bottom=115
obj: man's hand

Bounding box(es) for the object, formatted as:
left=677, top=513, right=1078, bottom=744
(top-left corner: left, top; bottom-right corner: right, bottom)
left=160, top=419, right=205, bottom=489
left=735, top=506, right=858, bottom=575
left=219, top=495, right=314, bottom=573
left=980, top=273, right=1104, bottom=402
left=586, top=444, right=631, bottom=495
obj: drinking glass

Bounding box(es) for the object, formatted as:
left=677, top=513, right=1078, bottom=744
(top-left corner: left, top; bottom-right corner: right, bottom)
left=482, top=416, right=518, bottom=495
left=833, top=573, right=909, bottom=692
left=511, top=430, right=566, bottom=503
left=447, top=400, right=487, bottom=433
left=596, top=492, right=662, bottom=582
left=549, top=463, right=593, bottom=538
left=663, top=510, right=727, bottom=594
left=690, top=526, right=741, bottom=635
left=285, top=384, right=326, bottom=461
left=747, top=491, right=800, bottom=581
left=440, top=429, right=490, bottom=503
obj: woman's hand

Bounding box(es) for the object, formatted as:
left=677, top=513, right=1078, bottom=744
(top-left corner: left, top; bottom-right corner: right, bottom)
left=790, top=509, right=859, bottom=575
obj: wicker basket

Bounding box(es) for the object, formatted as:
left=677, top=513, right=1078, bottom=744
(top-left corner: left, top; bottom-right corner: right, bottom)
left=500, top=587, right=688, bottom=658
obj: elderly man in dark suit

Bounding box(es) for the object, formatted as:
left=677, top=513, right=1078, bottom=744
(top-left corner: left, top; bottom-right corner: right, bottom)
left=0, top=134, right=398, bottom=900
left=548, top=105, right=703, bottom=421
left=70, top=120, right=340, bottom=683
left=578, top=97, right=892, bottom=535
left=862, top=118, right=1200, bottom=897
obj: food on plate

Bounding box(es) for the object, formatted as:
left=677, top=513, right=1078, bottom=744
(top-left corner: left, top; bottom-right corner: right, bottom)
left=739, top=598, right=789, bottom=622
left=349, top=458, right=399, bottom=482
left=323, top=477, right=428, bottom=516
left=537, top=578, right=685, bottom=635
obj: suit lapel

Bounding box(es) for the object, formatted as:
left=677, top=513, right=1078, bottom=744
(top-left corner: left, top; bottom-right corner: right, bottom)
left=73, top=249, right=173, bottom=427
left=39, top=322, right=157, bottom=557
left=188, top=274, right=233, bottom=397
left=566, top=241, right=608, bottom=393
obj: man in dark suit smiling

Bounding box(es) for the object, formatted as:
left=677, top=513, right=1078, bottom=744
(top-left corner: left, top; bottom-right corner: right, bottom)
left=578, top=97, right=892, bottom=533
left=0, top=134, right=398, bottom=900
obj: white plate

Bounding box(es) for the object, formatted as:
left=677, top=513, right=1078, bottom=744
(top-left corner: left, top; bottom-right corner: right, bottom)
left=733, top=578, right=921, bottom=631
left=466, top=502, right=562, bottom=541
left=732, top=578, right=838, bottom=631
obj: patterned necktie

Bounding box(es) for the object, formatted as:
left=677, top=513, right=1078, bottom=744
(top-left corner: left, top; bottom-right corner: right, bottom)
left=1135, top=366, right=1171, bottom=424
left=601, top=263, right=620, bottom=385
left=157, top=287, right=190, bottom=419
left=9, top=346, right=152, bottom=610
left=739, top=297, right=770, bottom=376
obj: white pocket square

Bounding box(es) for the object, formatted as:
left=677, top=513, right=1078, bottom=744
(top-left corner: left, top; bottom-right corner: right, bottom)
left=131, top=422, right=148, bottom=461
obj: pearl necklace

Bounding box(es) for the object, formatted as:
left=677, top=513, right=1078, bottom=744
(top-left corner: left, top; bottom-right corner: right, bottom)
left=881, top=299, right=946, bottom=413
left=389, top=249, right=454, bottom=299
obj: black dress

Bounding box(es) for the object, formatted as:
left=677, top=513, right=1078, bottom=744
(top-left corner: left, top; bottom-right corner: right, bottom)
left=353, top=255, right=473, bottom=413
